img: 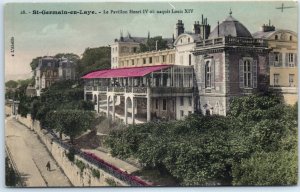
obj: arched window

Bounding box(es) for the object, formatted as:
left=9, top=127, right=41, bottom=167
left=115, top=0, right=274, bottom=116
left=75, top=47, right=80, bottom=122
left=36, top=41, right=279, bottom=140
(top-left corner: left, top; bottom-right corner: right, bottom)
left=205, top=61, right=211, bottom=88
left=244, top=60, right=252, bottom=87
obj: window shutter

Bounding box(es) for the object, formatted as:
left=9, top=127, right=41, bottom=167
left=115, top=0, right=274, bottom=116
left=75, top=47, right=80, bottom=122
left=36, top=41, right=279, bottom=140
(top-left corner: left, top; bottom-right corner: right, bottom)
left=278, top=53, right=283, bottom=67
left=295, top=54, right=297, bottom=66
left=211, top=60, right=215, bottom=88
left=239, top=59, right=244, bottom=88
left=285, top=53, right=289, bottom=67
left=252, top=60, right=257, bottom=88
left=269, top=53, right=275, bottom=66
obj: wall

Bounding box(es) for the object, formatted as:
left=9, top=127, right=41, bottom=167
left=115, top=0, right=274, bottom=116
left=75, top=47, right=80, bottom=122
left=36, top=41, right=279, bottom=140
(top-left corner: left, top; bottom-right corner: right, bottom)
left=17, top=115, right=127, bottom=187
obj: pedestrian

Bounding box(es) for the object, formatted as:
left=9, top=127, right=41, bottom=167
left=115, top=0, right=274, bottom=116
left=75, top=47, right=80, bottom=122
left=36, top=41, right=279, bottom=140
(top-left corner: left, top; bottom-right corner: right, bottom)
left=46, top=161, right=50, bottom=171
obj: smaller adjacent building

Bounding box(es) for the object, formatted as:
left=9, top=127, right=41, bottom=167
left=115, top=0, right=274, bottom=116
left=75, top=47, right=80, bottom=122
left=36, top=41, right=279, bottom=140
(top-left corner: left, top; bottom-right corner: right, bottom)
left=35, top=56, right=77, bottom=96
left=253, top=23, right=298, bottom=105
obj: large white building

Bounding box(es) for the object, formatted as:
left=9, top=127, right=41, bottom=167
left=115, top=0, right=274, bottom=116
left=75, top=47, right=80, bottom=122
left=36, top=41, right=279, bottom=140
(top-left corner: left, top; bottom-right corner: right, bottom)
left=83, top=11, right=297, bottom=124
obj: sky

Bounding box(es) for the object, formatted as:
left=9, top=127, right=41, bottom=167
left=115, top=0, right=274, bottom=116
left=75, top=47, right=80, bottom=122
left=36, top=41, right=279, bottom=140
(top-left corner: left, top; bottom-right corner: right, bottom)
left=4, top=1, right=298, bottom=81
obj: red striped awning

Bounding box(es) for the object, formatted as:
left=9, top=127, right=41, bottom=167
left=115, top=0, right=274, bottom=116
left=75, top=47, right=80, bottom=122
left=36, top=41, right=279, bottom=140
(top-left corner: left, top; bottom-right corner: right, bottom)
left=81, top=65, right=171, bottom=79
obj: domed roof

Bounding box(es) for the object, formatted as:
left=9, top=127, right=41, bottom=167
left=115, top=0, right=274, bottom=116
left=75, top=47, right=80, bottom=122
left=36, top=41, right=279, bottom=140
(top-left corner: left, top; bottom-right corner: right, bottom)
left=209, top=13, right=252, bottom=39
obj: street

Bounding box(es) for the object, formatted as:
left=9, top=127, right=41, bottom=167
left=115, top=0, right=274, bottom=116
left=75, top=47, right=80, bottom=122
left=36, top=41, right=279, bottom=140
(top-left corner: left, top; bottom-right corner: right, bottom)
left=5, top=117, right=71, bottom=187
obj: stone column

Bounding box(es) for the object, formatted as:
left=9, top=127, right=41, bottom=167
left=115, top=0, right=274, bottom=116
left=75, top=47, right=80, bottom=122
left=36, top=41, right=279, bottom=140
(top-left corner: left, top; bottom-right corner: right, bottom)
left=124, top=97, right=128, bottom=125
left=146, top=87, right=151, bottom=122
left=106, top=96, right=109, bottom=118
left=132, top=97, right=135, bottom=125
left=112, top=95, right=116, bottom=120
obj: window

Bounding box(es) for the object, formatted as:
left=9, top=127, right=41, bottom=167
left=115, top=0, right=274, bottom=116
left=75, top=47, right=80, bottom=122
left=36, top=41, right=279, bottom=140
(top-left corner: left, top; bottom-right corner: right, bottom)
left=133, top=47, right=137, bottom=53
left=273, top=74, right=279, bottom=86
left=149, top=57, right=152, bottom=64
left=289, top=74, right=295, bottom=86
left=162, top=55, right=166, bottom=63
left=275, top=53, right=279, bottom=62
left=189, top=54, right=191, bottom=65
left=180, top=39, right=183, bottom=43
left=205, top=61, right=211, bottom=88
left=143, top=58, right=146, bottom=64
left=132, top=59, right=134, bottom=65
left=244, top=60, right=252, bottom=87
left=290, top=36, right=293, bottom=41
left=163, top=99, right=167, bottom=110
left=155, top=99, right=159, bottom=109
left=180, top=110, right=184, bottom=117
left=288, top=53, right=295, bottom=67
left=180, top=97, right=184, bottom=106
left=275, top=35, right=278, bottom=40
left=188, top=38, right=190, bottom=43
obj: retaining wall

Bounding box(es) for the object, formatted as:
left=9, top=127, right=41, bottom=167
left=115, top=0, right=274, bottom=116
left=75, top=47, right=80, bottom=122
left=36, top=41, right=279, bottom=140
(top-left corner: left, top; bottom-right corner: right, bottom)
left=17, top=115, right=127, bottom=187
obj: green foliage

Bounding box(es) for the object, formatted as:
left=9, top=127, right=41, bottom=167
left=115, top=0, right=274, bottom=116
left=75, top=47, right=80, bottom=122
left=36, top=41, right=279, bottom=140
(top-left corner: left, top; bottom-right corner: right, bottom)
left=232, top=150, right=298, bottom=185
left=66, top=148, right=76, bottom=162
left=30, top=56, right=42, bottom=71
left=5, top=157, right=20, bottom=186
left=106, top=95, right=298, bottom=186
left=105, top=178, right=117, bottom=186
left=75, top=160, right=86, bottom=172
left=92, top=169, right=100, bottom=179
left=5, top=80, right=18, bottom=88
left=46, top=110, right=95, bottom=143
left=77, top=47, right=111, bottom=76
left=139, top=36, right=168, bottom=52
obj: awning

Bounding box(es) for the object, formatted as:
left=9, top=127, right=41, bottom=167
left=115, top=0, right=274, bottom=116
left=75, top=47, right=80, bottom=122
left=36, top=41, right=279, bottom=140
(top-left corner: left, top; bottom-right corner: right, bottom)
left=81, top=65, right=171, bottom=79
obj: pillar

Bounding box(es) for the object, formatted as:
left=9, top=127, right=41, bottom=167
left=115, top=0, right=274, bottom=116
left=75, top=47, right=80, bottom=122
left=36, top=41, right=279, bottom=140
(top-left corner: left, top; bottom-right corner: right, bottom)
left=147, top=87, right=151, bottom=122
left=132, top=97, right=135, bottom=125
left=112, top=96, right=116, bottom=120
left=124, top=97, right=128, bottom=125
left=107, top=96, right=109, bottom=118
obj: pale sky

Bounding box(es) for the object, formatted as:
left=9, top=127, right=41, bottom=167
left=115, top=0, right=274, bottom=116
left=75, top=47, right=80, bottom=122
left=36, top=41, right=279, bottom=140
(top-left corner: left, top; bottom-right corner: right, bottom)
left=4, top=1, right=298, bottom=81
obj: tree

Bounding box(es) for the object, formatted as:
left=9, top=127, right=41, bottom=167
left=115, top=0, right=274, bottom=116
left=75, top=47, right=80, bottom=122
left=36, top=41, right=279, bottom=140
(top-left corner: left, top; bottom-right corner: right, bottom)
left=5, top=80, right=18, bottom=88
left=140, top=36, right=168, bottom=52
left=46, top=110, right=95, bottom=144
left=77, top=47, right=111, bottom=76
left=30, top=57, right=42, bottom=71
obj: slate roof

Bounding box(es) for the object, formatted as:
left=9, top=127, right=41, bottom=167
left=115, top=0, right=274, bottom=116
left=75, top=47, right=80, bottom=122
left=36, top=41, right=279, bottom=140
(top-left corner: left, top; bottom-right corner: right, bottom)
left=209, top=15, right=252, bottom=39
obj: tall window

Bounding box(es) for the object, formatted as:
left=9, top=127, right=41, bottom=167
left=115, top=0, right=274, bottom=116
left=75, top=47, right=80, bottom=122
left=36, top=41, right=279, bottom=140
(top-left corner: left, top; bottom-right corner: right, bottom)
left=163, top=99, right=167, bottom=110
left=189, top=54, right=191, bottom=66
left=205, top=61, right=211, bottom=88
left=143, top=58, right=146, bottom=64
left=162, top=55, right=166, bottom=63
left=132, top=59, right=134, bottom=65
left=288, top=53, right=294, bottom=67
left=244, top=60, right=252, bottom=87
left=273, top=74, right=279, bottom=86
left=149, top=57, right=152, bottom=64
left=155, top=99, right=159, bottom=109
left=289, top=74, right=295, bottom=86
left=180, top=97, right=184, bottom=106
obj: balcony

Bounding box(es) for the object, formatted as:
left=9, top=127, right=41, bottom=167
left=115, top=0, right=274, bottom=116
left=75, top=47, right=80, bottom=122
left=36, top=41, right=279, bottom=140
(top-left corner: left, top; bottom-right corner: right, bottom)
left=196, top=36, right=267, bottom=48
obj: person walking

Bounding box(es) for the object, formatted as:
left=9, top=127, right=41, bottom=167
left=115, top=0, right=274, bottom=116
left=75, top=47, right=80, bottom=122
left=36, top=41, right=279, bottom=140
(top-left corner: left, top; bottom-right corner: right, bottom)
left=46, top=161, right=51, bottom=171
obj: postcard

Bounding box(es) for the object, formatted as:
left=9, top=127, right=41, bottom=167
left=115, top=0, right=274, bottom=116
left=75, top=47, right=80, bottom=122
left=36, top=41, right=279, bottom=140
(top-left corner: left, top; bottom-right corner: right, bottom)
left=4, top=0, right=298, bottom=187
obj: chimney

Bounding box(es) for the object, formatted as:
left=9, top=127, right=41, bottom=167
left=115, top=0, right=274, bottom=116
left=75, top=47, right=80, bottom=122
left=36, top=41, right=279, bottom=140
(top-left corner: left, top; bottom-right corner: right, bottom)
left=194, top=21, right=200, bottom=35
left=261, top=20, right=275, bottom=32
left=200, top=16, right=210, bottom=40
left=175, top=20, right=185, bottom=38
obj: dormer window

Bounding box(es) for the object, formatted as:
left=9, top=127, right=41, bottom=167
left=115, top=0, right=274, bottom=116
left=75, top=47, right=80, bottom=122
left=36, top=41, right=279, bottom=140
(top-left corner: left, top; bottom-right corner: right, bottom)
left=275, top=35, right=278, bottom=40
left=180, top=39, right=183, bottom=44
left=290, top=36, right=293, bottom=41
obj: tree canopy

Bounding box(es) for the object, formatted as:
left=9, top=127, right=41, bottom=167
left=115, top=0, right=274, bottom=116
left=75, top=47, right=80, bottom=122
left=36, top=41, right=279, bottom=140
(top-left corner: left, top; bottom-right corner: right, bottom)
left=106, top=94, right=298, bottom=186
left=77, top=47, right=111, bottom=76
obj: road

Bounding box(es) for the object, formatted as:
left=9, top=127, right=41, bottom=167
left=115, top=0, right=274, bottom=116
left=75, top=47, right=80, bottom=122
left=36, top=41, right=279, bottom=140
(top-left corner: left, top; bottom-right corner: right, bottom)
left=5, top=117, right=72, bottom=187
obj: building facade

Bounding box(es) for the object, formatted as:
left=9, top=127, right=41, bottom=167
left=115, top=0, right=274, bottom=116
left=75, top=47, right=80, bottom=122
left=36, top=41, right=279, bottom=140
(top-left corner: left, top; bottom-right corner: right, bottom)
left=35, top=57, right=77, bottom=96
left=253, top=23, right=298, bottom=105
left=83, top=11, right=296, bottom=124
